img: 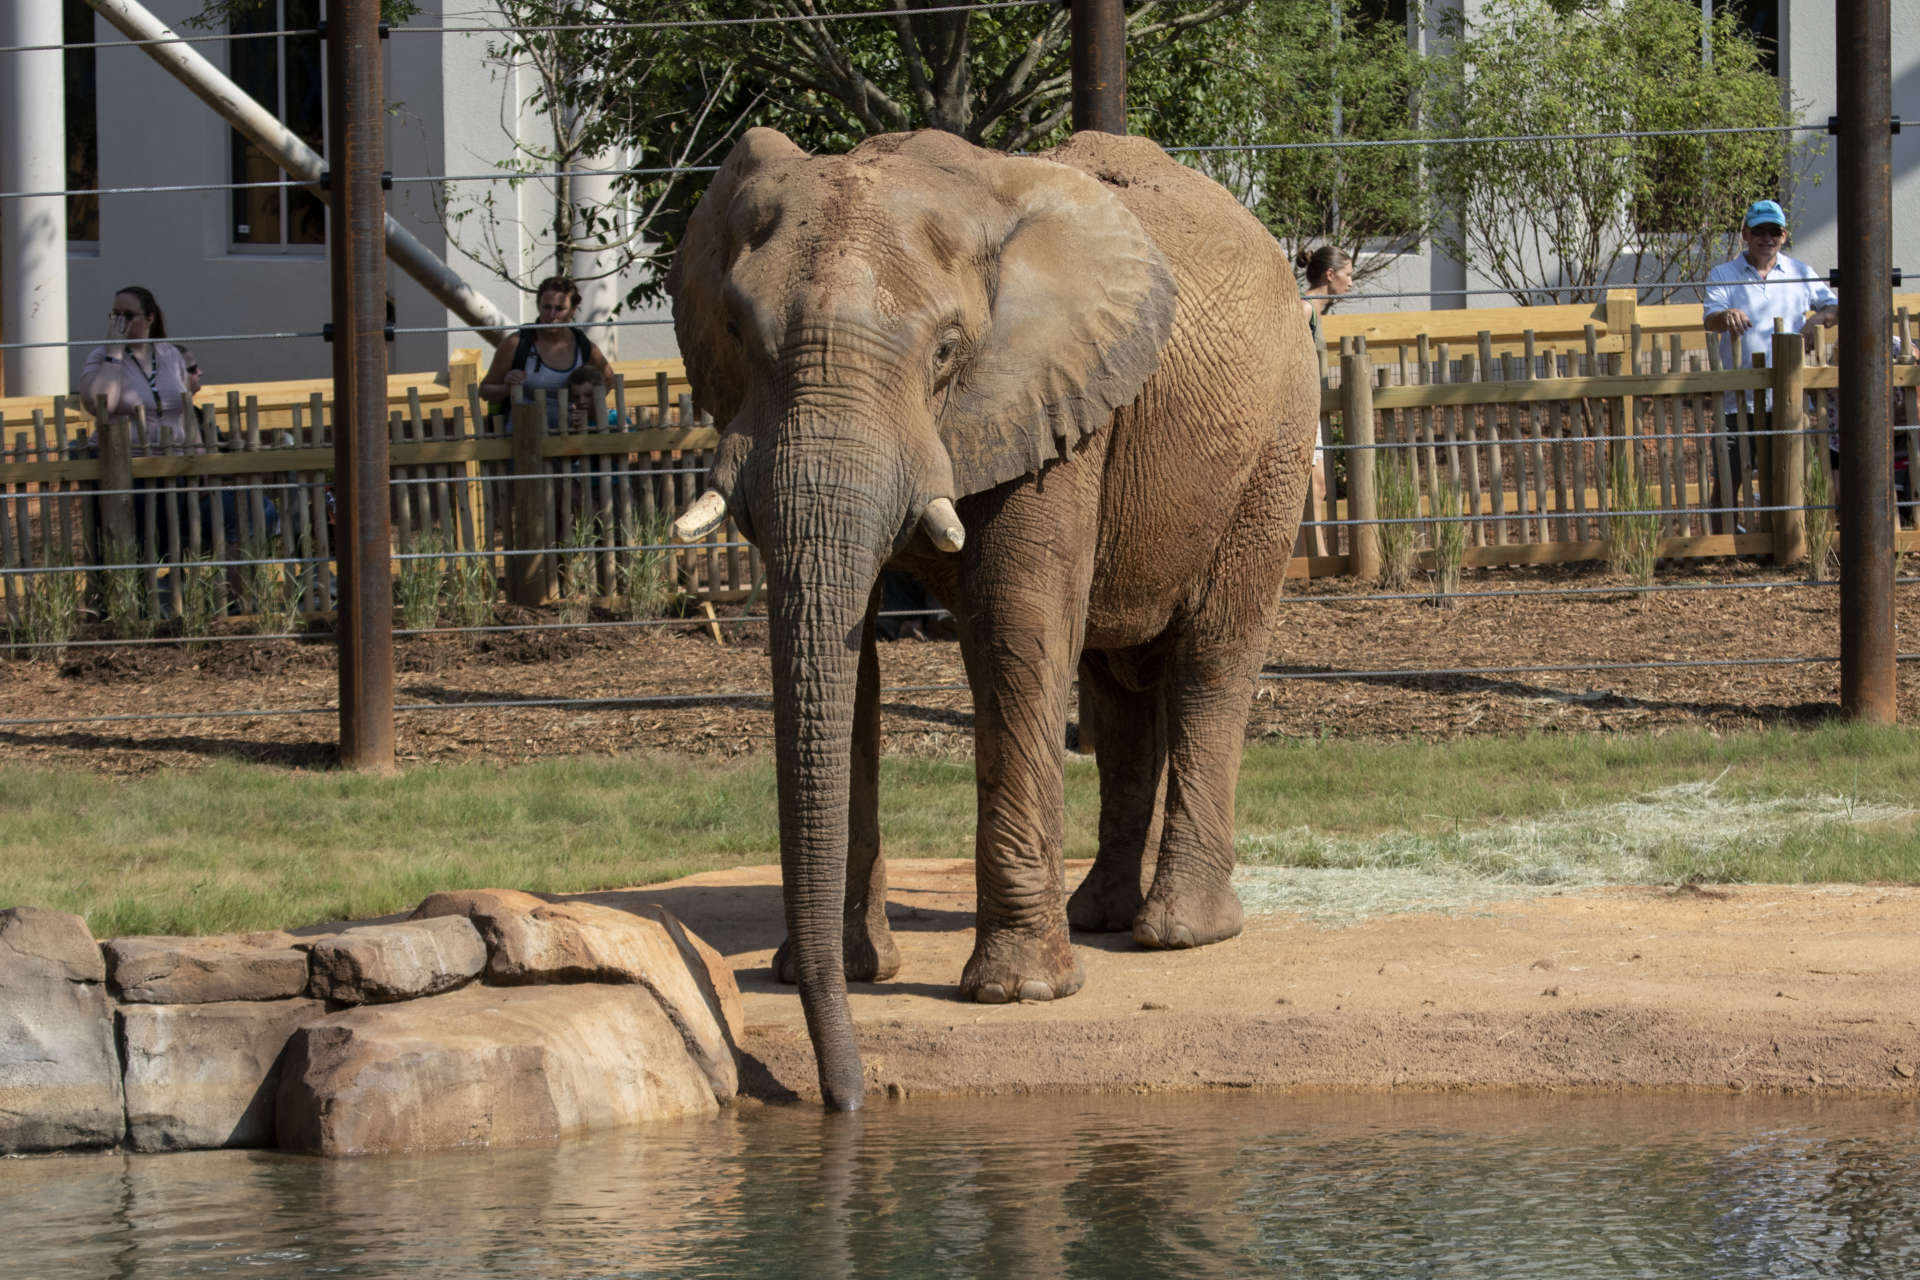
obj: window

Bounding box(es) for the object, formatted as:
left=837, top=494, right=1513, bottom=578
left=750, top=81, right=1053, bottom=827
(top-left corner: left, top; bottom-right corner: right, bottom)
left=1714, top=0, right=1779, bottom=77
left=65, top=0, right=98, bottom=242
left=229, top=0, right=325, bottom=250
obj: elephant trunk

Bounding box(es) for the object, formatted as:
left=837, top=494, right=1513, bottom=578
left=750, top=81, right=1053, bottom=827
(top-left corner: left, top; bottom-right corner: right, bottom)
left=755, top=437, right=906, bottom=1111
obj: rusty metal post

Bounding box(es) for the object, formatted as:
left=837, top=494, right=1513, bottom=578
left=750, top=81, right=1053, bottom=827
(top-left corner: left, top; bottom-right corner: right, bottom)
left=328, top=0, right=395, bottom=769
left=1069, top=0, right=1126, bottom=134
left=1836, top=0, right=1896, bottom=722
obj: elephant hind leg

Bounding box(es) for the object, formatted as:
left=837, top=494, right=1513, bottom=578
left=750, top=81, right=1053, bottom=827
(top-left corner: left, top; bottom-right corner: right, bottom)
left=1067, top=650, right=1166, bottom=933
left=1134, top=435, right=1299, bottom=951
left=773, top=583, right=900, bottom=985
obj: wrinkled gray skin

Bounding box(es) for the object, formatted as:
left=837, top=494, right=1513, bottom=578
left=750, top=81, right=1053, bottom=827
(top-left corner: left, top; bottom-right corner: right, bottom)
left=667, top=128, right=1318, bottom=1110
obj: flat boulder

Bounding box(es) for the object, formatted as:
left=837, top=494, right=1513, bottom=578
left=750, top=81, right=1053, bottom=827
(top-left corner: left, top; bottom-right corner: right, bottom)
left=415, top=894, right=740, bottom=1091
left=120, top=998, right=327, bottom=1151
left=0, top=907, right=124, bottom=1152
left=276, top=984, right=725, bottom=1156
left=305, top=916, right=486, bottom=1005
left=106, top=931, right=310, bottom=1004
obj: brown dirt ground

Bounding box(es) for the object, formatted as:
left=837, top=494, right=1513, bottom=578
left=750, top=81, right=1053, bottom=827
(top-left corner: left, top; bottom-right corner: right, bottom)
left=7, top=560, right=1919, bottom=1103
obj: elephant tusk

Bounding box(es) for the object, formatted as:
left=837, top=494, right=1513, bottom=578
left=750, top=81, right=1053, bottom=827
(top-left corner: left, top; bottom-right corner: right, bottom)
left=671, top=490, right=729, bottom=542
left=920, top=498, right=965, bottom=552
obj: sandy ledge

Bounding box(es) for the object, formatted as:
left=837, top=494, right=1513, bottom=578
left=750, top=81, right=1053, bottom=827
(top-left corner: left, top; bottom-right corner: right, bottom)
left=580, top=859, right=1920, bottom=1105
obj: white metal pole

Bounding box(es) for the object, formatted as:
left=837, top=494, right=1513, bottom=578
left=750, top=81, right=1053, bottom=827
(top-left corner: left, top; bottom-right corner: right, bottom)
left=0, top=2, right=72, bottom=396
left=82, top=0, right=512, bottom=346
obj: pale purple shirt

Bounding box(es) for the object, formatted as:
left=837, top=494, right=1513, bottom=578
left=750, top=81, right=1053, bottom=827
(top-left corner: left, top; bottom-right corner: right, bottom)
left=79, top=342, right=198, bottom=452
left=1703, top=251, right=1837, bottom=414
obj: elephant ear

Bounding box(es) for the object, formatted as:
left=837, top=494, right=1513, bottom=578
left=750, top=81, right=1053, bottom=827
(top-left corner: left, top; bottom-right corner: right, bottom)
left=667, top=127, right=808, bottom=426
left=935, top=150, right=1176, bottom=497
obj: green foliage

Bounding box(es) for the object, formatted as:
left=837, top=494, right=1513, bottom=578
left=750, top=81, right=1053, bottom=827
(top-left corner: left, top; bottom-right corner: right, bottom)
left=1425, top=0, right=1816, bottom=304
left=12, top=563, right=81, bottom=664
left=99, top=537, right=153, bottom=642
left=435, top=1, right=1256, bottom=304
left=617, top=511, right=676, bottom=620
left=1605, top=443, right=1660, bottom=584
left=1429, top=480, right=1466, bottom=604
left=1167, top=2, right=1433, bottom=281
left=559, top=515, right=601, bottom=622
left=175, top=555, right=222, bottom=650
left=7, top=723, right=1919, bottom=938
left=1804, top=432, right=1836, bottom=577
left=395, top=537, right=447, bottom=631
left=1374, top=443, right=1421, bottom=591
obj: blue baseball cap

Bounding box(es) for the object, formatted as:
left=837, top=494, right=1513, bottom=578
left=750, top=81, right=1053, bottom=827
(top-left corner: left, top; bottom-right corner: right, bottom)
left=1744, top=199, right=1787, bottom=230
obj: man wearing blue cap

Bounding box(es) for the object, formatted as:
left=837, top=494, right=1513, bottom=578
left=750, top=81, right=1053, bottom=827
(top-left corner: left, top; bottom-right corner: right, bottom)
left=1702, top=199, right=1838, bottom=532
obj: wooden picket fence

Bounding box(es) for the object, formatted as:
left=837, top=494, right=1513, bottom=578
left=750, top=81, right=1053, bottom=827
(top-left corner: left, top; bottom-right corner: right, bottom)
left=1301, top=317, right=1920, bottom=578
left=0, top=369, right=756, bottom=634
left=2, top=293, right=1918, bottom=636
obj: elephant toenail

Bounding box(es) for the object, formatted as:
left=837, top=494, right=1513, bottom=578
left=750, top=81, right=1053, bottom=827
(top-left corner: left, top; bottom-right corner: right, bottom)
left=1169, top=924, right=1194, bottom=948
left=1017, top=980, right=1054, bottom=1002
left=974, top=983, right=1011, bottom=1004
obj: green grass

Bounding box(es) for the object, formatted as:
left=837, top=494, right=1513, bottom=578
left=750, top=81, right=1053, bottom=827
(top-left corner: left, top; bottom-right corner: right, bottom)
left=3, top=723, right=1917, bottom=939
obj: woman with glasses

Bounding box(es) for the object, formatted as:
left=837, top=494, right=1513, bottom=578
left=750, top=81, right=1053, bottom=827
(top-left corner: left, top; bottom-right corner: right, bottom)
left=77, top=285, right=201, bottom=453
left=477, top=275, right=616, bottom=426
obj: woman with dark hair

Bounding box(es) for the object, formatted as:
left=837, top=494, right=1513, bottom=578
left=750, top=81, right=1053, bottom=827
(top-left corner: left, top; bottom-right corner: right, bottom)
left=77, top=285, right=201, bottom=452
left=478, top=274, right=616, bottom=425
left=1294, top=247, right=1351, bottom=557
left=1296, top=245, right=1353, bottom=341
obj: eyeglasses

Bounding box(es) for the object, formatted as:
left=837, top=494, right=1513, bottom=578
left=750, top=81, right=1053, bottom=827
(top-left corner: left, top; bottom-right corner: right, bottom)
left=109, top=310, right=146, bottom=321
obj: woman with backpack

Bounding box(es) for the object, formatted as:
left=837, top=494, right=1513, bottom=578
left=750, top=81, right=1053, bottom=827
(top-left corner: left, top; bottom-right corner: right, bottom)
left=477, top=275, right=616, bottom=426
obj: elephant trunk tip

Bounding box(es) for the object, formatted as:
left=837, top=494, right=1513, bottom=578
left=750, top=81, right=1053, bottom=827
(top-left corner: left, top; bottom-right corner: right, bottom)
left=821, top=1061, right=867, bottom=1111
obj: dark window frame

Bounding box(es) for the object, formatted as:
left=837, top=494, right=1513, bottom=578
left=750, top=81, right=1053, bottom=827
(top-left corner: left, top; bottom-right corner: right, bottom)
left=228, top=0, right=326, bottom=253
left=65, top=0, right=99, bottom=244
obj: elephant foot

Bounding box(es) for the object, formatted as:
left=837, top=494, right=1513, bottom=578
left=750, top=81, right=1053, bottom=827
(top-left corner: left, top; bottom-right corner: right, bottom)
left=960, top=925, right=1084, bottom=1004
left=771, top=912, right=901, bottom=985
left=1132, top=880, right=1244, bottom=950
left=1066, top=864, right=1145, bottom=933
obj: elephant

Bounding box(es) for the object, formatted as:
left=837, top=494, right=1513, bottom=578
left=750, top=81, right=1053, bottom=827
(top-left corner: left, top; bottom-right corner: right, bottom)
left=665, top=126, right=1320, bottom=1110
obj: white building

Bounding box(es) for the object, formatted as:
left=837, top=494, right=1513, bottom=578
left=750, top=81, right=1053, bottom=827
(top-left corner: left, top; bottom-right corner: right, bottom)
left=3, top=1, right=1916, bottom=396
left=1, top=0, right=674, bottom=398
left=1352, top=1, right=1920, bottom=317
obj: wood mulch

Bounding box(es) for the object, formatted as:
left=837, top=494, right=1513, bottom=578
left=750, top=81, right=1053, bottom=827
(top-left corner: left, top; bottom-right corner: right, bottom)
left=0, top=560, right=1913, bottom=778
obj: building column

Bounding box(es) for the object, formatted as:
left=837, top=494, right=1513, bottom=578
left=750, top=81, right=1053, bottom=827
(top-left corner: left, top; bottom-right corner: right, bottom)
left=0, top=2, right=72, bottom=397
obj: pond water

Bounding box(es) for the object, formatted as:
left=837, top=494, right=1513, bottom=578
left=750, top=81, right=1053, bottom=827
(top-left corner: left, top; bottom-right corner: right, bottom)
left=6, top=1093, right=1920, bottom=1278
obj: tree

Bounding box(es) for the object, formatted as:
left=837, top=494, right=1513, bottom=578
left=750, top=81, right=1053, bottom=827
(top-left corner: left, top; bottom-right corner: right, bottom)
left=1424, top=0, right=1816, bottom=305
left=454, top=0, right=1253, bottom=305
left=1156, top=1, right=1433, bottom=288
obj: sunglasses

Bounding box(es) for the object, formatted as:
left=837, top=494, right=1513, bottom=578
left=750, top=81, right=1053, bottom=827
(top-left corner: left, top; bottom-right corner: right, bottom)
left=1747, top=225, right=1785, bottom=237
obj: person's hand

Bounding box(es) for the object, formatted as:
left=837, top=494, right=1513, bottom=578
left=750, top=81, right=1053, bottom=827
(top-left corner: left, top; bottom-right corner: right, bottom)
left=104, top=309, right=128, bottom=358
left=1722, top=308, right=1753, bottom=337
left=503, top=368, right=527, bottom=388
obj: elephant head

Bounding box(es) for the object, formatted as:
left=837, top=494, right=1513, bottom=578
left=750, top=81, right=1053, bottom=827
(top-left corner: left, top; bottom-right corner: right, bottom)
left=666, top=127, right=1176, bottom=1109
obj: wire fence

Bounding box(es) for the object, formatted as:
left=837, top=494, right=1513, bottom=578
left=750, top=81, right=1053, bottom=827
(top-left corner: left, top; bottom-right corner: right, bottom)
left=0, top=4, right=1908, bottom=752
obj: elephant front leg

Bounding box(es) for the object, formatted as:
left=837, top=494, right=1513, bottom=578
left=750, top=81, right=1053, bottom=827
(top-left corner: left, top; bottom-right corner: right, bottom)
left=956, top=493, right=1093, bottom=1004
left=774, top=586, right=899, bottom=985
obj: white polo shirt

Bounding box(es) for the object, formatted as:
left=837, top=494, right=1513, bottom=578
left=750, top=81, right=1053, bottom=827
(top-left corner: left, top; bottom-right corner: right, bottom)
left=1703, top=251, right=1837, bottom=414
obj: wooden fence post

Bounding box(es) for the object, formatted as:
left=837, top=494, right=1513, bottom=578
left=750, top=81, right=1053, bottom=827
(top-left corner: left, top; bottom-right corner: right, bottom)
left=1604, top=288, right=1637, bottom=340
left=507, top=398, right=552, bottom=604
left=97, top=415, right=134, bottom=555
left=1342, top=347, right=1379, bottom=581
left=1771, top=331, right=1808, bottom=566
